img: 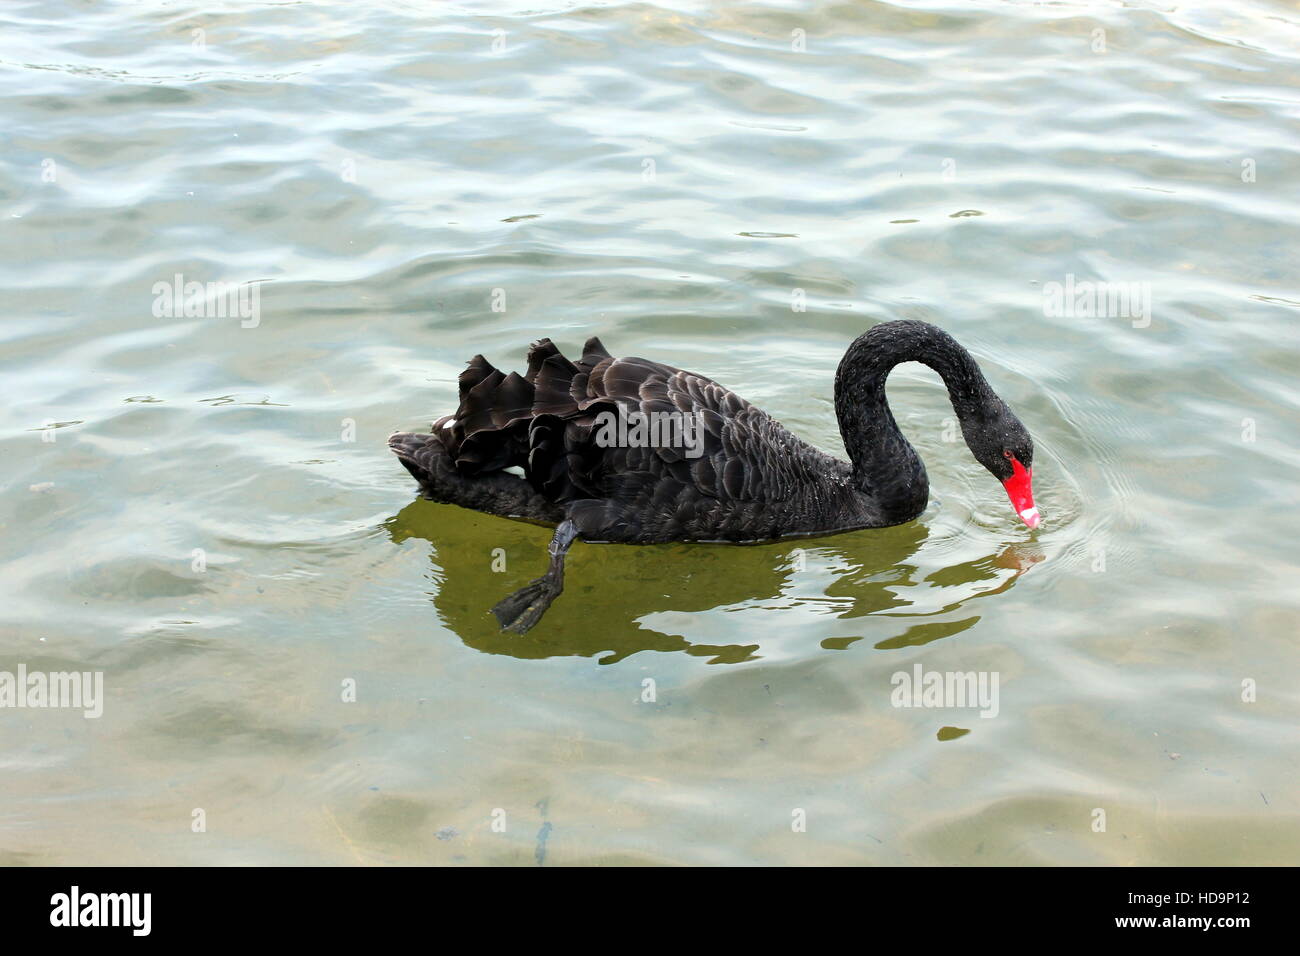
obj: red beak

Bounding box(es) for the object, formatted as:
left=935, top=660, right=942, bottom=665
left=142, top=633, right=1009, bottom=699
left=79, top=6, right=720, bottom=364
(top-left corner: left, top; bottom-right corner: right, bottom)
left=1001, top=457, right=1041, bottom=529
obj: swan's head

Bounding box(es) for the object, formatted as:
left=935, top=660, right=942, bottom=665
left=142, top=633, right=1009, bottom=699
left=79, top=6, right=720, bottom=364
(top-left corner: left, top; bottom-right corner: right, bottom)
left=964, top=408, right=1041, bottom=529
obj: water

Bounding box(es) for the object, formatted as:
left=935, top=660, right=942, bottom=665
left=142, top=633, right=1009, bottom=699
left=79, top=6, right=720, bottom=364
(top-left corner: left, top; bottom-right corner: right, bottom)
left=2, top=0, right=1297, bottom=865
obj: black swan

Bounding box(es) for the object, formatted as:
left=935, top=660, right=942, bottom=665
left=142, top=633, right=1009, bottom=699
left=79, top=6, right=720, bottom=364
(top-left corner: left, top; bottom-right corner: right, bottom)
left=390, top=319, right=1040, bottom=633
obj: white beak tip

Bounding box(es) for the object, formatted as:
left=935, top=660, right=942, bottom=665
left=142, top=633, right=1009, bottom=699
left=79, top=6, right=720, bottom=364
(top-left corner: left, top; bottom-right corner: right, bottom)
left=1018, top=507, right=1041, bottom=529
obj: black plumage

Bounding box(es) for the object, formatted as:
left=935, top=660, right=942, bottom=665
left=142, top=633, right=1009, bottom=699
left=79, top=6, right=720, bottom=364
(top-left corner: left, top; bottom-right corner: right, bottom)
left=389, top=319, right=1037, bottom=631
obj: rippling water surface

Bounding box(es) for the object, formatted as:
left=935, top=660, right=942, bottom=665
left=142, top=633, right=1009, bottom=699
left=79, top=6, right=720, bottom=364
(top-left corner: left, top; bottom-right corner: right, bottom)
left=2, top=0, right=1298, bottom=865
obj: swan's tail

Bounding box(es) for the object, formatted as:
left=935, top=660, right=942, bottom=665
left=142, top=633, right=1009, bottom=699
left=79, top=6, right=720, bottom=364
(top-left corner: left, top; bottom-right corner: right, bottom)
left=388, top=429, right=562, bottom=523
left=392, top=336, right=617, bottom=506
left=388, top=428, right=453, bottom=487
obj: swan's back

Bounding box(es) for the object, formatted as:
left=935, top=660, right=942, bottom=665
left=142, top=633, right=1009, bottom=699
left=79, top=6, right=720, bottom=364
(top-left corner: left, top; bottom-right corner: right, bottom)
left=409, top=337, right=869, bottom=542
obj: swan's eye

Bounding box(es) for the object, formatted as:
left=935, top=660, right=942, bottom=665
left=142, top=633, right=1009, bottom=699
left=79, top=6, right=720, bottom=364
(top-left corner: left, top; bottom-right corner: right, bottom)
left=1002, top=450, right=1013, bottom=461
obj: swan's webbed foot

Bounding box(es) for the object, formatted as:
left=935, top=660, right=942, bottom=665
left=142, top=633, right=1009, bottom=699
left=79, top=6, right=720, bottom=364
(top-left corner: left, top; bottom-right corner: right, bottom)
left=491, top=518, right=579, bottom=634
left=492, top=575, right=562, bottom=634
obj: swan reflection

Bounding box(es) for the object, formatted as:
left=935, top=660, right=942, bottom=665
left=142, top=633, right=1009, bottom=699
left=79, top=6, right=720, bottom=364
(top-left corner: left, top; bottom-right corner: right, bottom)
left=385, top=499, right=1039, bottom=664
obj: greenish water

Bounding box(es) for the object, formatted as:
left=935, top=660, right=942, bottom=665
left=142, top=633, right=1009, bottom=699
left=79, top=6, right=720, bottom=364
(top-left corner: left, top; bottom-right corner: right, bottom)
left=2, top=0, right=1298, bottom=865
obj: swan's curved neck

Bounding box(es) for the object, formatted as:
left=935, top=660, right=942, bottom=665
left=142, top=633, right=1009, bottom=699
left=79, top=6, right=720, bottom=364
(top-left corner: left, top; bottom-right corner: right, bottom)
left=834, top=321, right=997, bottom=521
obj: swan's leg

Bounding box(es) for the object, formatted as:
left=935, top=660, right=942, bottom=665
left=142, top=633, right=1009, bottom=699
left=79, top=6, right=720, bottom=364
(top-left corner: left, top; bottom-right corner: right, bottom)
left=491, top=519, right=580, bottom=634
